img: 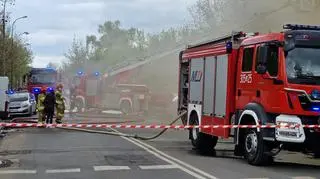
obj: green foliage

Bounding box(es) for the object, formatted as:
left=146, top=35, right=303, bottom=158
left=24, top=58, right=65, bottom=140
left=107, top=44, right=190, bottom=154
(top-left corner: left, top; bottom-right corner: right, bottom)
left=0, top=0, right=32, bottom=88
left=64, top=19, right=195, bottom=74
left=66, top=0, right=320, bottom=76
left=0, top=35, right=33, bottom=87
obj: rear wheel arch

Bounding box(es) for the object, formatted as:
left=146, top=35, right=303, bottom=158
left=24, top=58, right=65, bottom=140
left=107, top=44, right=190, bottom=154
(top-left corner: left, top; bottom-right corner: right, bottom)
left=188, top=110, right=217, bottom=154
left=189, top=110, right=198, bottom=125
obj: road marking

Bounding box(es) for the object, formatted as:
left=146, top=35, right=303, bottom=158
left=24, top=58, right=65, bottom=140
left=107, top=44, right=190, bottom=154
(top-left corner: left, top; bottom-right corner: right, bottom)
left=139, top=164, right=179, bottom=170
left=133, top=137, right=219, bottom=179
left=93, top=166, right=130, bottom=171
left=46, top=168, right=81, bottom=174
left=0, top=170, right=37, bottom=174
left=291, top=177, right=317, bottom=179
left=112, top=128, right=218, bottom=179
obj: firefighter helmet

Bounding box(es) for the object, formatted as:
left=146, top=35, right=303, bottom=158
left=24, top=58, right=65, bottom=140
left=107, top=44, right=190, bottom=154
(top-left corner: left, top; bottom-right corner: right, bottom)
left=56, top=83, right=63, bottom=89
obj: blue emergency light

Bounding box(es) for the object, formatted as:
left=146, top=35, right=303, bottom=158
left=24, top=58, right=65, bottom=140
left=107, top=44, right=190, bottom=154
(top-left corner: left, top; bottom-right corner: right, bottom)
left=77, top=71, right=84, bottom=76
left=226, top=41, right=232, bottom=53
left=6, top=89, right=15, bottom=95
left=94, top=72, right=100, bottom=76
left=32, top=87, right=41, bottom=94
left=311, top=90, right=320, bottom=100
left=47, top=87, right=54, bottom=92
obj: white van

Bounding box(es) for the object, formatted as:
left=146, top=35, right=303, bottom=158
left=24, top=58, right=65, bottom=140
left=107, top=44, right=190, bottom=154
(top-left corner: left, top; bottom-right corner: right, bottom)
left=0, top=76, right=10, bottom=120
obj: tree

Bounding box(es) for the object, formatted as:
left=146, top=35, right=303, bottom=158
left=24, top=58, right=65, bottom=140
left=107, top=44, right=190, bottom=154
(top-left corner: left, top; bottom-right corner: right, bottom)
left=187, top=0, right=320, bottom=37
left=64, top=36, right=88, bottom=72
left=3, top=36, right=33, bottom=87
left=0, top=0, right=15, bottom=75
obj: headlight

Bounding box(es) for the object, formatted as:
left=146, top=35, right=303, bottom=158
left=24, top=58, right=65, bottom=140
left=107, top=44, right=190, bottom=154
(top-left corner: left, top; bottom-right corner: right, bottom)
left=276, top=121, right=297, bottom=128
left=21, top=102, right=29, bottom=108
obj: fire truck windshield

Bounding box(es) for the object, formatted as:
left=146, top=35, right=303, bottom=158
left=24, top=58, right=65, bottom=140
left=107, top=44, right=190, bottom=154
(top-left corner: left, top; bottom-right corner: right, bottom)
left=29, top=73, right=56, bottom=85
left=286, top=47, right=320, bottom=85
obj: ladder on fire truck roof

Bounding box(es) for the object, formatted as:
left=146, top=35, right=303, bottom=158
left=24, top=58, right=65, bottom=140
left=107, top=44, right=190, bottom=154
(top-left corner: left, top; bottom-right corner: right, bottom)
left=107, top=58, right=149, bottom=77
left=103, top=31, right=257, bottom=78
left=185, top=31, right=260, bottom=49
left=185, top=31, right=246, bottom=49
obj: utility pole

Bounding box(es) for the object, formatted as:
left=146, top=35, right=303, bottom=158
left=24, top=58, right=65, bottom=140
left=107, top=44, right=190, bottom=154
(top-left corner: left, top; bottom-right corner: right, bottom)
left=9, top=16, right=28, bottom=89
left=1, top=0, right=14, bottom=76
left=1, top=0, right=7, bottom=76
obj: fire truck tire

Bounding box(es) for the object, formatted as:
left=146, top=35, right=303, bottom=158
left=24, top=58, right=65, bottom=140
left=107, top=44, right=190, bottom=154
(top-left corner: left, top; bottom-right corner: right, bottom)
left=120, top=101, right=132, bottom=115
left=243, top=128, right=273, bottom=166
left=189, top=113, right=217, bottom=155
left=75, top=98, right=85, bottom=112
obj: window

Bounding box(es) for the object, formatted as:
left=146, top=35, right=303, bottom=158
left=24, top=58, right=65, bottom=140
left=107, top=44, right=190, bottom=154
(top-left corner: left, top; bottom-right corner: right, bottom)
left=242, top=47, right=254, bottom=72
left=267, top=46, right=279, bottom=76
left=255, top=47, right=260, bottom=70
left=255, top=45, right=279, bottom=77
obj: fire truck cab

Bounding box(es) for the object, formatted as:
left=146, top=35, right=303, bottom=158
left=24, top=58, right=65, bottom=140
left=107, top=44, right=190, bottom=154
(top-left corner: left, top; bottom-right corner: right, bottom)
left=23, top=67, right=59, bottom=101
left=178, top=24, right=320, bottom=165
left=71, top=71, right=101, bottom=111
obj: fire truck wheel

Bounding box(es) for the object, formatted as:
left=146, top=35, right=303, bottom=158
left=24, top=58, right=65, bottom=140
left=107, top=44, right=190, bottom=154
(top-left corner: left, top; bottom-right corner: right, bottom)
left=120, top=101, right=132, bottom=115
left=75, top=98, right=85, bottom=112
left=243, top=128, right=272, bottom=165
left=189, top=113, right=218, bottom=154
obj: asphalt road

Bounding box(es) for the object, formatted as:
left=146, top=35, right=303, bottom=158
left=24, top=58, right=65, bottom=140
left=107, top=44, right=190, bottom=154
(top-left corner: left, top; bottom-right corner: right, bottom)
left=0, top=114, right=319, bottom=179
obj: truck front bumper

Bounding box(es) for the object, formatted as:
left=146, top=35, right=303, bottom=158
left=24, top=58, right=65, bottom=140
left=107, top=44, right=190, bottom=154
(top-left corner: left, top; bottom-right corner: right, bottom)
left=262, top=114, right=320, bottom=153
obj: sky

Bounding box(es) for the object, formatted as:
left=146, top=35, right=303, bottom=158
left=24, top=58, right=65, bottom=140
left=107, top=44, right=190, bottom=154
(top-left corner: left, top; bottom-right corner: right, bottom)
left=9, top=0, right=196, bottom=68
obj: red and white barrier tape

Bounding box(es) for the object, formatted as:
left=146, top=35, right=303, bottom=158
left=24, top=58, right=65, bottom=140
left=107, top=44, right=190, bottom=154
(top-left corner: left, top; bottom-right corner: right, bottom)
left=0, top=123, right=319, bottom=129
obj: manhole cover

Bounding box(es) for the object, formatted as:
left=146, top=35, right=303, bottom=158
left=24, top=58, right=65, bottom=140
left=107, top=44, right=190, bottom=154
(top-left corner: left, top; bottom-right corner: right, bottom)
left=0, top=159, right=13, bottom=168
left=104, top=154, right=157, bottom=166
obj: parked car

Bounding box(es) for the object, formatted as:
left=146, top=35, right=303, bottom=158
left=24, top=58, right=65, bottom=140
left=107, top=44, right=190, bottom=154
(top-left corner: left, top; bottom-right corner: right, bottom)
left=8, top=92, right=36, bottom=116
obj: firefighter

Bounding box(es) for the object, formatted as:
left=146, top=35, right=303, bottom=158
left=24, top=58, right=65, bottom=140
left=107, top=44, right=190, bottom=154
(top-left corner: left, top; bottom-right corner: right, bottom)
left=37, top=87, right=47, bottom=124
left=44, top=88, right=56, bottom=124
left=55, top=84, right=65, bottom=124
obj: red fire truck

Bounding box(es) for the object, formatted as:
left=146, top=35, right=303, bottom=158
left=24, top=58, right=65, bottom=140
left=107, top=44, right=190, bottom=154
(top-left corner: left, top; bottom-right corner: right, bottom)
left=177, top=24, right=320, bottom=165
left=23, top=67, right=59, bottom=100
left=71, top=66, right=150, bottom=115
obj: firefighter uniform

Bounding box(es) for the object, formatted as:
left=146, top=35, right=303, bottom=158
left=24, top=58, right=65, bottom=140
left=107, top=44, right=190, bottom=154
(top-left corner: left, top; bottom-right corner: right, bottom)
left=55, top=84, right=65, bottom=124
left=37, top=88, right=47, bottom=124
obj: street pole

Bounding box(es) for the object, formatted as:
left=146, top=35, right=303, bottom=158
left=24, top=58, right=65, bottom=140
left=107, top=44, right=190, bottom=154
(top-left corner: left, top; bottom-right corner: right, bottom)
left=1, top=0, right=7, bottom=76
left=9, top=15, right=27, bottom=89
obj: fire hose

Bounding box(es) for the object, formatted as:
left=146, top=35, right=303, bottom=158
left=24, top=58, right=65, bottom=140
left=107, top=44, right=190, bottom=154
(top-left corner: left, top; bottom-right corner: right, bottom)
left=56, top=110, right=187, bottom=140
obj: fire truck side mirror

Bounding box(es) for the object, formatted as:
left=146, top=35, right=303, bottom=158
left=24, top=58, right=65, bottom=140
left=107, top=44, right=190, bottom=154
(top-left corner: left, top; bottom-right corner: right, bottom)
left=256, top=46, right=269, bottom=74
